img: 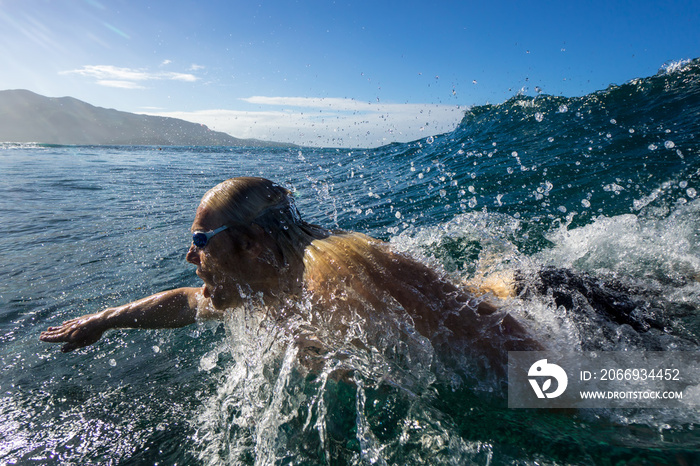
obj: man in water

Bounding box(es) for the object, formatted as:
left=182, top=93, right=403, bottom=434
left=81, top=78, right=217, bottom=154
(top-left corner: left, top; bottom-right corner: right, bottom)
left=40, top=177, right=540, bottom=364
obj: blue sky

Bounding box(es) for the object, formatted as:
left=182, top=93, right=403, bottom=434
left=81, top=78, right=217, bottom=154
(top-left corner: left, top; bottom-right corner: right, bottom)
left=1, top=0, right=698, bottom=147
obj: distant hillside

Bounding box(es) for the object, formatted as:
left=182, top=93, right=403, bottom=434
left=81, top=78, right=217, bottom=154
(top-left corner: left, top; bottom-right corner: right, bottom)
left=0, top=89, right=289, bottom=147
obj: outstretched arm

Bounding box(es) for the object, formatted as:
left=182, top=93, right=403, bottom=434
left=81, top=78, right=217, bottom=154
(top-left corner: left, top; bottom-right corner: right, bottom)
left=40, top=287, right=206, bottom=353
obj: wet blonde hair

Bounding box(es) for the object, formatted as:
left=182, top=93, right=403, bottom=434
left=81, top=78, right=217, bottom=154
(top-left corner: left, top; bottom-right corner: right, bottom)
left=201, top=177, right=330, bottom=266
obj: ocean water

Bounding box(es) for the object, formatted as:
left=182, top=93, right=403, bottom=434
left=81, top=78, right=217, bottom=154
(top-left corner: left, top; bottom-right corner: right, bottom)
left=2, top=58, right=700, bottom=465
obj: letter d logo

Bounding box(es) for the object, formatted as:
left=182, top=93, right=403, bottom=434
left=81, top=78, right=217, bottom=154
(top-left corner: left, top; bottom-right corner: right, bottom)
left=528, top=359, right=568, bottom=399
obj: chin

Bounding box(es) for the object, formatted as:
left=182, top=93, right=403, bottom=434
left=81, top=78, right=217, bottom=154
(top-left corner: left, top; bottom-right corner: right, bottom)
left=209, top=287, right=237, bottom=310
left=208, top=290, right=226, bottom=309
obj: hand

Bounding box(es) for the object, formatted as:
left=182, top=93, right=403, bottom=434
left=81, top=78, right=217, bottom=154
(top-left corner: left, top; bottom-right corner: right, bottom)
left=40, top=312, right=107, bottom=352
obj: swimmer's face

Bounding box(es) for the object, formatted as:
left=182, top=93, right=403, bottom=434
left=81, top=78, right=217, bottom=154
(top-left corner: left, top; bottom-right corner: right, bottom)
left=186, top=203, right=276, bottom=309
left=186, top=205, right=234, bottom=308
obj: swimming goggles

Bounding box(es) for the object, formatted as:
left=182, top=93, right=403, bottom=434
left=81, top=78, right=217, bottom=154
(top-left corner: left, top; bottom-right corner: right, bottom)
left=192, top=225, right=229, bottom=248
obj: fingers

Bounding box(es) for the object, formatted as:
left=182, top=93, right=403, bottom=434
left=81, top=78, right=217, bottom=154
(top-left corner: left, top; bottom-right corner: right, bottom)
left=39, top=322, right=75, bottom=342
left=39, top=332, right=57, bottom=342
left=40, top=312, right=106, bottom=353
left=39, top=329, right=65, bottom=342
left=39, top=320, right=89, bottom=347
left=39, top=326, right=86, bottom=351
left=40, top=321, right=76, bottom=338
left=40, top=328, right=91, bottom=351
left=39, top=333, right=69, bottom=343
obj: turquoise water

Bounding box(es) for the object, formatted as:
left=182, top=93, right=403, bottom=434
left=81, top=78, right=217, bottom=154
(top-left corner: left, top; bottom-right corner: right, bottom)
left=2, top=59, right=700, bottom=464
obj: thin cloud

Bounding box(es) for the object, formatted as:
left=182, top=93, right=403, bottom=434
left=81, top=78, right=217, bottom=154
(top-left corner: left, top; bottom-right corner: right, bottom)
left=61, top=64, right=198, bottom=88
left=242, top=96, right=380, bottom=112
left=97, top=80, right=145, bottom=89
left=167, top=72, right=198, bottom=82
left=147, top=97, right=465, bottom=148
left=241, top=96, right=455, bottom=115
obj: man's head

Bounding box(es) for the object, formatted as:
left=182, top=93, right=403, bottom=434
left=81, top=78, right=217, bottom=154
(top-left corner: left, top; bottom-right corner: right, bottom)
left=186, top=177, right=327, bottom=309
left=199, top=177, right=293, bottom=227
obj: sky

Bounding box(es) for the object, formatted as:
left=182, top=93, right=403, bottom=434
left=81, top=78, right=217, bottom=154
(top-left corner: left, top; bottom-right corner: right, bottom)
left=1, top=0, right=699, bottom=148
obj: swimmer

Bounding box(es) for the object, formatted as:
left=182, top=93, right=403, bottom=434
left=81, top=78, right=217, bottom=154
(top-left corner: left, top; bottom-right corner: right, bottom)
left=40, top=177, right=541, bottom=364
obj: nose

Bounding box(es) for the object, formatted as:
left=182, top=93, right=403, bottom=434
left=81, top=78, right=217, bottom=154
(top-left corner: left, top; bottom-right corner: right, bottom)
left=186, top=245, right=200, bottom=265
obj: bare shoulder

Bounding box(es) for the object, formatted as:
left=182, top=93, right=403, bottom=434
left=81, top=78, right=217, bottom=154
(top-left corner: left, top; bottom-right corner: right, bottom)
left=302, top=232, right=379, bottom=280
left=302, top=230, right=452, bottom=302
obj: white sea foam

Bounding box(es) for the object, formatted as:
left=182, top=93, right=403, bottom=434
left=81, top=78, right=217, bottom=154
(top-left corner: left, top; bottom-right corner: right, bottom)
left=193, top=280, right=501, bottom=464
left=540, top=201, right=700, bottom=284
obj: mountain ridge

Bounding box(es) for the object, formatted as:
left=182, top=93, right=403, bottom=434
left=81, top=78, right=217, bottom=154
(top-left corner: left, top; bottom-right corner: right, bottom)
left=0, top=89, right=291, bottom=147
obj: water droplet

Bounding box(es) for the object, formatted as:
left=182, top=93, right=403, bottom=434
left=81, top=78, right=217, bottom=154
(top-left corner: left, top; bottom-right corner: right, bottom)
left=610, top=119, right=617, bottom=124
left=439, top=189, right=446, bottom=198
left=558, top=105, right=569, bottom=113
left=648, top=144, right=658, bottom=151
left=109, top=359, right=117, bottom=367
left=664, top=140, right=675, bottom=149
left=152, top=345, right=160, bottom=353
left=395, top=211, right=402, bottom=219
left=581, top=199, right=591, bottom=208
left=426, top=136, right=434, bottom=144
left=468, top=197, right=477, bottom=208
left=687, top=188, right=697, bottom=199
left=535, top=112, right=544, bottom=122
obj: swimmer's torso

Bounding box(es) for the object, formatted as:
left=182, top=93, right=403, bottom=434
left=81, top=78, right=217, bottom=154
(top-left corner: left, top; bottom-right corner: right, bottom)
left=302, top=231, right=541, bottom=357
